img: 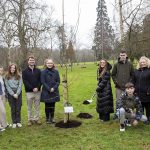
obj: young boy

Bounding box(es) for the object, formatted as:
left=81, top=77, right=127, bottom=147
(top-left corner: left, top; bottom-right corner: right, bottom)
left=117, top=82, right=147, bottom=132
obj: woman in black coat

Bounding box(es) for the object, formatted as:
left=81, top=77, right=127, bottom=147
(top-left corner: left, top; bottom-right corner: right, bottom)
left=96, top=59, right=114, bottom=121
left=41, top=59, right=60, bottom=124
left=133, top=56, right=150, bottom=122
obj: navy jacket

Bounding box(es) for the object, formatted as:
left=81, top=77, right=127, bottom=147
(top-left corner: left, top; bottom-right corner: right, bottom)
left=41, top=68, right=60, bottom=103
left=22, top=67, right=41, bottom=92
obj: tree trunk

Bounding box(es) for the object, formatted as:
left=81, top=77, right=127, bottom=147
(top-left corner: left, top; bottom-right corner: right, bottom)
left=62, top=70, right=69, bottom=123
left=119, top=0, right=124, bottom=46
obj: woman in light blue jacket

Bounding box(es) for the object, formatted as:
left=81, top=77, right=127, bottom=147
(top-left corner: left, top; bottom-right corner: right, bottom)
left=5, top=63, right=22, bottom=128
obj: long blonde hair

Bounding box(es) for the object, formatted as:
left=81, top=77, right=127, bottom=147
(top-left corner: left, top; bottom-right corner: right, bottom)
left=137, top=56, right=150, bottom=69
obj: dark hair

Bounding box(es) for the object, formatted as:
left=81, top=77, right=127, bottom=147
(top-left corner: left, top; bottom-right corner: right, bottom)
left=125, top=82, right=134, bottom=88
left=120, top=48, right=127, bottom=54
left=5, top=63, right=21, bottom=80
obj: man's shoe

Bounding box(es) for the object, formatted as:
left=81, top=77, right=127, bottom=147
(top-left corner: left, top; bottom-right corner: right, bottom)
left=125, top=120, right=132, bottom=126
left=35, top=120, right=42, bottom=125
left=28, top=121, right=32, bottom=126
left=120, top=124, right=125, bottom=132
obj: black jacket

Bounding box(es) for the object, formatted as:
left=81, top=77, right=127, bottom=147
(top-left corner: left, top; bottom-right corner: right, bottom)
left=133, top=67, right=150, bottom=102
left=96, top=63, right=114, bottom=114
left=22, top=67, right=41, bottom=92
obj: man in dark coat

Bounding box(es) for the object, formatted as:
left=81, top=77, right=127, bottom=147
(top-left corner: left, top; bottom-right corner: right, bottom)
left=112, top=50, right=134, bottom=119
left=22, top=56, right=41, bottom=126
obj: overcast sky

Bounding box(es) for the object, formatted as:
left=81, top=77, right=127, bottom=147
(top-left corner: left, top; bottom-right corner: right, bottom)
left=42, top=0, right=116, bottom=48
left=42, top=0, right=148, bottom=49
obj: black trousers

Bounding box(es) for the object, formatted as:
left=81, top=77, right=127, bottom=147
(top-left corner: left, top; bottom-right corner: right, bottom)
left=99, top=113, right=110, bottom=121
left=45, top=102, right=55, bottom=120
left=141, top=102, right=150, bottom=121
left=8, top=94, right=22, bottom=124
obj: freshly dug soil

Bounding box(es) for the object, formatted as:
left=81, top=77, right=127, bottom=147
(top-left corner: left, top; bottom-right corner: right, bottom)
left=77, top=113, right=93, bottom=119
left=55, top=120, right=82, bottom=128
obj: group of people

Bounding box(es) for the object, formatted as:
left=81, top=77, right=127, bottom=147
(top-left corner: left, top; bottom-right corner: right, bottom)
left=96, top=50, right=150, bottom=131
left=0, top=56, right=60, bottom=131
left=0, top=52, right=150, bottom=132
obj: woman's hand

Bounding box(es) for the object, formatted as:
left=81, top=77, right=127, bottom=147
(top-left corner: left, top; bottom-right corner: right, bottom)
left=33, top=88, right=38, bottom=93
left=50, top=88, right=54, bottom=92
left=13, top=94, right=18, bottom=99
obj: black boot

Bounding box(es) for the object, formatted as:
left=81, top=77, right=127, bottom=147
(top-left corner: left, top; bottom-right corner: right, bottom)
left=50, top=107, right=55, bottom=123
left=99, top=113, right=104, bottom=122
left=50, top=110, right=56, bottom=123
left=103, top=113, right=110, bottom=122
left=45, top=107, right=51, bottom=124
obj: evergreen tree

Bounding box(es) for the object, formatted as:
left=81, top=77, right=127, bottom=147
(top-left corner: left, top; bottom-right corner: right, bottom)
left=93, top=0, right=115, bottom=60
left=66, top=41, right=76, bottom=63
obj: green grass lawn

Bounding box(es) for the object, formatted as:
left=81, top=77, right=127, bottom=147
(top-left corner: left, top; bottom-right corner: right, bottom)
left=0, top=62, right=150, bottom=150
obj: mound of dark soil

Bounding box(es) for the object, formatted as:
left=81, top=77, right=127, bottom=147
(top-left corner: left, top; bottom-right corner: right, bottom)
left=77, top=113, right=93, bottom=119
left=83, top=100, right=90, bottom=104
left=55, top=120, right=82, bottom=128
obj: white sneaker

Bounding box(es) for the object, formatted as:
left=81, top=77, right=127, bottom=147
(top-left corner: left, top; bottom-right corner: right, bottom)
left=12, top=124, right=17, bottom=128
left=17, top=123, right=22, bottom=128
left=6, top=123, right=12, bottom=128
left=120, top=124, right=125, bottom=132
left=125, top=120, right=132, bottom=127
left=0, top=128, right=5, bottom=132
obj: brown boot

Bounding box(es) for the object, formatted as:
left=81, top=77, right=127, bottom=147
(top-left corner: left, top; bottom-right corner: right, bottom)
left=28, top=120, right=32, bottom=126
left=35, top=120, right=42, bottom=125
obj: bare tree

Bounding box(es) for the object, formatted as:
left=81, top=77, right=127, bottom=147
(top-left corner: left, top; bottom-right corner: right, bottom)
left=0, top=0, right=55, bottom=68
